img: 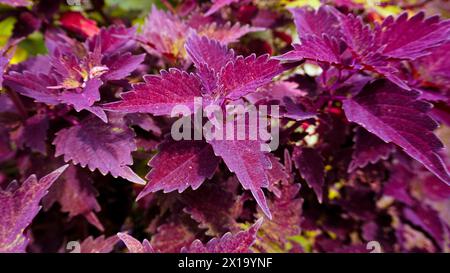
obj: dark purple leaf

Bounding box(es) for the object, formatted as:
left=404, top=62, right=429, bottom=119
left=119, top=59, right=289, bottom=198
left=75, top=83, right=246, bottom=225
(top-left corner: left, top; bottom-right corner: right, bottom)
left=104, top=69, right=203, bottom=115
left=343, top=80, right=450, bottom=185
left=377, top=12, right=450, bottom=60
left=208, top=125, right=272, bottom=218
left=255, top=182, right=303, bottom=252
left=137, top=140, right=220, bottom=200
left=53, top=117, right=145, bottom=184
left=293, top=147, right=325, bottom=203
left=348, top=127, right=395, bottom=172
left=13, top=113, right=49, bottom=155
left=185, top=33, right=235, bottom=74
left=218, top=54, right=282, bottom=100
left=150, top=220, right=196, bottom=253
left=0, top=165, right=68, bottom=253
left=42, top=165, right=104, bottom=231
left=79, top=235, right=119, bottom=253
left=181, top=218, right=263, bottom=253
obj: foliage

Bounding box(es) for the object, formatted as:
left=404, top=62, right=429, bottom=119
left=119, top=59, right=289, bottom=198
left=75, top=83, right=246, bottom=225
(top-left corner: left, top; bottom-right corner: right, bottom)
left=0, top=0, right=450, bottom=253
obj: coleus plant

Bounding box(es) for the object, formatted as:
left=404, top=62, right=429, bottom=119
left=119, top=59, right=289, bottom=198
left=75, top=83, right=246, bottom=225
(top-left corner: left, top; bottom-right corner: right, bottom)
left=0, top=0, right=449, bottom=254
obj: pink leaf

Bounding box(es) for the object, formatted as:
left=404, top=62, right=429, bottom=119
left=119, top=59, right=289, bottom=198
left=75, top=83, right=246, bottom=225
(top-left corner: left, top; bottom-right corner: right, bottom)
left=137, top=140, right=220, bottom=200
left=53, top=117, right=145, bottom=184
left=0, top=165, right=68, bottom=253
left=343, top=80, right=450, bottom=185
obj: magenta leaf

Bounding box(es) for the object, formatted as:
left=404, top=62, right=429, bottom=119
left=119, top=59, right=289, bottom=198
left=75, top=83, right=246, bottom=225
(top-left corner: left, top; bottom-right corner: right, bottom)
left=377, top=12, right=450, bottom=60
left=266, top=154, right=289, bottom=197
left=5, top=26, right=142, bottom=123
left=79, top=235, right=119, bottom=253
left=104, top=69, right=203, bottom=115
left=348, top=127, right=395, bottom=172
left=218, top=54, right=282, bottom=100
left=255, top=182, right=303, bottom=252
left=181, top=218, right=263, bottom=253
left=335, top=12, right=409, bottom=90
left=88, top=25, right=137, bottom=55
left=383, top=163, right=415, bottom=206
left=277, top=35, right=342, bottom=64
left=205, top=0, right=239, bottom=16
left=185, top=33, right=235, bottom=74
left=150, top=220, right=196, bottom=253
left=42, top=165, right=104, bottom=231
left=53, top=117, right=145, bottom=184
left=293, top=147, right=325, bottom=203
left=414, top=42, right=450, bottom=91
left=101, top=52, right=146, bottom=81
left=139, top=6, right=188, bottom=59
left=208, top=134, right=272, bottom=218
left=343, top=80, right=450, bottom=185
left=180, top=178, right=243, bottom=236
left=137, top=140, right=220, bottom=200
left=117, top=233, right=154, bottom=253
left=198, top=22, right=264, bottom=45
left=57, top=78, right=107, bottom=122
left=0, top=53, right=9, bottom=89
left=13, top=113, right=49, bottom=155
left=0, top=165, right=68, bottom=253
left=0, top=0, right=31, bottom=7
left=403, top=205, right=446, bottom=247
left=290, top=6, right=341, bottom=40
left=4, top=71, right=60, bottom=105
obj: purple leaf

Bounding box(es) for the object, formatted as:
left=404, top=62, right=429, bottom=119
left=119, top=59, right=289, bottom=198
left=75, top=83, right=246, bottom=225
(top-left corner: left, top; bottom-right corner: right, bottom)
left=88, top=25, right=137, bottom=55
left=266, top=154, right=289, bottom=197
left=180, top=178, right=243, bottom=236
left=290, top=6, right=341, bottom=40
left=414, top=42, right=450, bottom=91
left=0, top=0, right=31, bottom=7
left=335, top=13, right=410, bottom=90
left=207, top=119, right=272, bottom=218
left=348, top=127, right=395, bottom=172
left=198, top=22, right=264, bottom=45
left=0, top=165, right=68, bottom=253
left=276, top=35, right=342, bottom=64
left=0, top=54, right=9, bottom=89
left=79, top=235, right=119, bottom=253
left=150, top=220, right=196, bottom=253
left=377, top=12, right=450, bottom=60
left=185, top=33, right=235, bottom=74
left=419, top=173, right=450, bottom=201
left=104, top=69, right=203, bottom=115
left=181, top=218, right=263, bottom=253
left=403, top=205, right=446, bottom=247
left=101, top=52, right=145, bottom=81
left=383, top=163, right=415, bottom=206
left=4, top=71, right=60, bottom=105
left=255, top=182, right=303, bottom=252
left=139, top=6, right=188, bottom=59
left=205, top=0, right=239, bottom=16
left=13, top=113, right=49, bottom=155
left=53, top=117, right=145, bottom=184
left=117, top=233, right=154, bottom=253
left=293, top=147, right=325, bottom=203
left=218, top=54, right=282, bottom=100
left=42, top=165, right=104, bottom=231
left=58, top=78, right=107, bottom=122
left=343, top=80, right=450, bottom=185
left=137, top=140, right=220, bottom=200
